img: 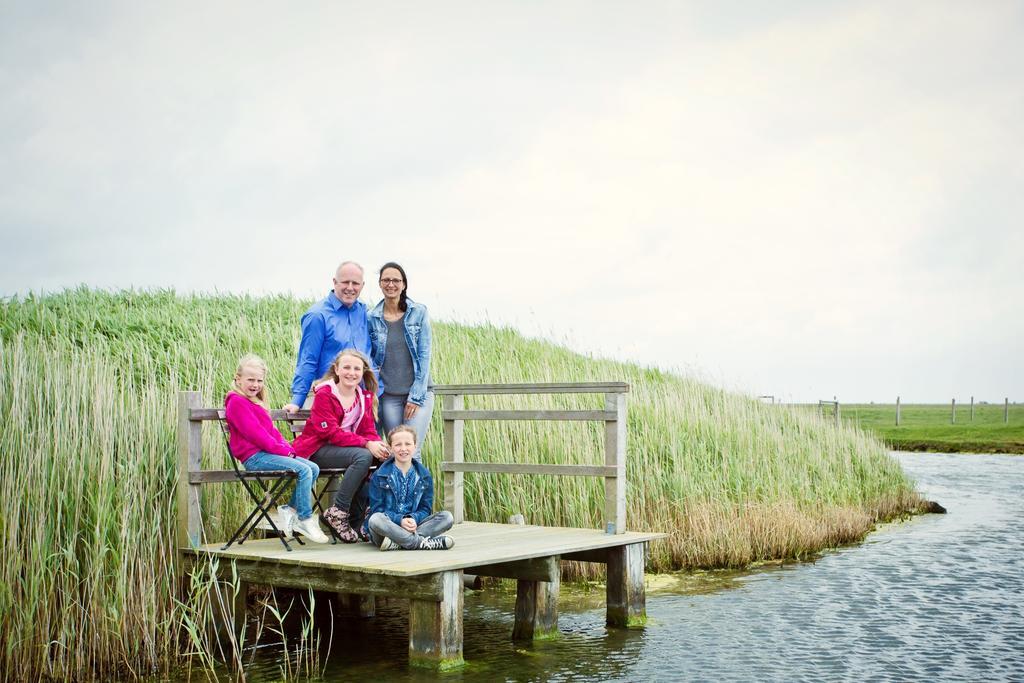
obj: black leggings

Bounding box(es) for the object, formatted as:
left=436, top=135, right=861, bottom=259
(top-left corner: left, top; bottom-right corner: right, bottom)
left=309, top=445, right=372, bottom=513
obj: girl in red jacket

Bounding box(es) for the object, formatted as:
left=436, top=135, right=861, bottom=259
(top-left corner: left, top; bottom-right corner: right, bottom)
left=224, top=354, right=329, bottom=543
left=292, top=348, right=390, bottom=542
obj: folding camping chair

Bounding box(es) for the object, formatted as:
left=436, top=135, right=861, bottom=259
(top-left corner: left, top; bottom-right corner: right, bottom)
left=218, top=415, right=306, bottom=551
left=217, top=412, right=364, bottom=550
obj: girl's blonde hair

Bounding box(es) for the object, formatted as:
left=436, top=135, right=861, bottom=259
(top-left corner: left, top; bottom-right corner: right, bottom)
left=315, top=348, right=379, bottom=418
left=231, top=353, right=269, bottom=406
left=387, top=424, right=417, bottom=445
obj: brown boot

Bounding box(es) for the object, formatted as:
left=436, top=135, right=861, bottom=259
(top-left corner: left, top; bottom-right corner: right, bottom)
left=323, top=506, right=358, bottom=543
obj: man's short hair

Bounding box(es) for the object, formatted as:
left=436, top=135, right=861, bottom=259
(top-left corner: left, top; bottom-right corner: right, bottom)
left=335, top=261, right=364, bottom=278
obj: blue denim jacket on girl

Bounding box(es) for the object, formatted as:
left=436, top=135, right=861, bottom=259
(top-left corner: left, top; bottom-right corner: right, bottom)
left=367, top=298, right=432, bottom=407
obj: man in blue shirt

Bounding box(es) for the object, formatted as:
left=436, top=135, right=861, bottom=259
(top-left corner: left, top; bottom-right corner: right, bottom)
left=284, top=261, right=373, bottom=412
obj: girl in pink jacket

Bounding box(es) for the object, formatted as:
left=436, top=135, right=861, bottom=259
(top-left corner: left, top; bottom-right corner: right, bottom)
left=224, top=354, right=329, bottom=544
left=292, top=349, right=390, bottom=542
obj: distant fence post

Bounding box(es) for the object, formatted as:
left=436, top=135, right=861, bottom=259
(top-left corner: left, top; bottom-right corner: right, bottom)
left=895, top=396, right=901, bottom=426
left=951, top=398, right=956, bottom=425
left=1006, top=398, right=1010, bottom=424
left=970, top=396, right=974, bottom=422
left=818, top=399, right=840, bottom=427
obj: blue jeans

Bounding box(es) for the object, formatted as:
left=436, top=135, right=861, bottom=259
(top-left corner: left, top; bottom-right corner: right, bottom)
left=379, top=391, right=435, bottom=458
left=243, top=451, right=319, bottom=520
left=368, top=511, right=453, bottom=550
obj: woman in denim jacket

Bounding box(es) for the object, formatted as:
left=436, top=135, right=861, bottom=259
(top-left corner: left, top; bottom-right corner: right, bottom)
left=368, top=262, right=434, bottom=458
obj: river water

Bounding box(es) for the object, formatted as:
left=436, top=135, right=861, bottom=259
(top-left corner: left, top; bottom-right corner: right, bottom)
left=223, top=452, right=1024, bottom=682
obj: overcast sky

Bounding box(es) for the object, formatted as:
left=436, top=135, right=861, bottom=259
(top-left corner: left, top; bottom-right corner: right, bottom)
left=2, top=1, right=1021, bottom=402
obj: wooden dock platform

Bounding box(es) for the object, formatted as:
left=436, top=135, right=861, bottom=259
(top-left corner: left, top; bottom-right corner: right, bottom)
left=184, top=522, right=664, bottom=669
left=177, top=382, right=665, bottom=670
left=187, top=521, right=662, bottom=580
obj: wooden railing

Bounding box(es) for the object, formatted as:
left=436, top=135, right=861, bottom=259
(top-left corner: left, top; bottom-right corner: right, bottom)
left=433, top=382, right=629, bottom=534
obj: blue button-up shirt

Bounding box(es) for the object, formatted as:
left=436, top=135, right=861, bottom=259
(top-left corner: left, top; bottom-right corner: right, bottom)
left=289, top=292, right=371, bottom=407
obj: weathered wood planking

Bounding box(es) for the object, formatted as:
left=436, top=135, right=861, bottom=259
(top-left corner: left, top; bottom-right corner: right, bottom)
left=444, top=409, right=617, bottom=421
left=604, top=392, right=627, bottom=534
left=177, top=391, right=203, bottom=551
left=439, top=462, right=617, bottom=477
left=183, top=521, right=664, bottom=578
left=442, top=394, right=465, bottom=523
left=433, top=382, right=628, bottom=395
left=190, top=407, right=311, bottom=422
left=438, top=382, right=630, bottom=534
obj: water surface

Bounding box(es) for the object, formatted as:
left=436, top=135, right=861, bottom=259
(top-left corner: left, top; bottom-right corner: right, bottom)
left=213, top=452, right=1024, bottom=682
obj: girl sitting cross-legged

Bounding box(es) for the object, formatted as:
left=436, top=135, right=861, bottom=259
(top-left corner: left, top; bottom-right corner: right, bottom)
left=364, top=425, right=455, bottom=551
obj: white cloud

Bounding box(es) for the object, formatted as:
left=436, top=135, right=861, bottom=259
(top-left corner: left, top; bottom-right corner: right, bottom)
left=1, top=0, right=1021, bottom=401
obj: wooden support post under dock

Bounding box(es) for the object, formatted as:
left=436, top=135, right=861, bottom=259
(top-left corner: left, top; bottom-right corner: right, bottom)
left=233, top=580, right=249, bottom=642
left=511, top=556, right=561, bottom=641
left=513, top=577, right=560, bottom=641
left=337, top=593, right=375, bottom=618
left=606, top=543, right=647, bottom=628
left=408, top=570, right=464, bottom=670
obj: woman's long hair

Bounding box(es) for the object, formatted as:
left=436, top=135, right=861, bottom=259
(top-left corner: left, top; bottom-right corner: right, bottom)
left=315, top=348, right=379, bottom=418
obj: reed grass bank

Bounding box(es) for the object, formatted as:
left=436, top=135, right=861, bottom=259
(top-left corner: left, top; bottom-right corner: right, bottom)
left=0, top=289, right=920, bottom=680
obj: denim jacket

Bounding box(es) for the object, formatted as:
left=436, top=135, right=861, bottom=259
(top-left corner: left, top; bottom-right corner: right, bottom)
left=367, top=298, right=432, bottom=406
left=365, top=456, right=435, bottom=527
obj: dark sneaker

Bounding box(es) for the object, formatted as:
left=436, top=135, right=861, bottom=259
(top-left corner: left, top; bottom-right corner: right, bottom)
left=418, top=535, right=454, bottom=551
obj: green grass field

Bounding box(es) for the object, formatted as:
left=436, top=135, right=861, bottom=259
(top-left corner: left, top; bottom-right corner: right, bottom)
left=0, top=289, right=924, bottom=680
left=822, top=403, right=1024, bottom=454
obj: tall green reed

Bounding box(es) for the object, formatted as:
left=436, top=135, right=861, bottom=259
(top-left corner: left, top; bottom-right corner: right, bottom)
left=0, top=289, right=920, bottom=680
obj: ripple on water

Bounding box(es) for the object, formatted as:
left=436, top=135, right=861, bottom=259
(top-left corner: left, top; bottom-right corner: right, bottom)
left=187, top=453, right=1023, bottom=682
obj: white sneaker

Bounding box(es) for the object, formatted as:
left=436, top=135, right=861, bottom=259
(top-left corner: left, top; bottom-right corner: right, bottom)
left=255, top=508, right=292, bottom=537
left=379, top=537, right=399, bottom=551
left=293, top=516, right=329, bottom=544
left=277, top=505, right=296, bottom=538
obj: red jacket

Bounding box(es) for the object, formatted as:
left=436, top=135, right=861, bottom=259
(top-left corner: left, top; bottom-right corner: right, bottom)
left=292, top=383, right=380, bottom=458
left=224, top=392, right=294, bottom=462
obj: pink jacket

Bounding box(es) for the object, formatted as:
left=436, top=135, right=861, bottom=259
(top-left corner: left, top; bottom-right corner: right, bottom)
left=224, top=392, right=294, bottom=462
left=292, top=383, right=380, bottom=458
